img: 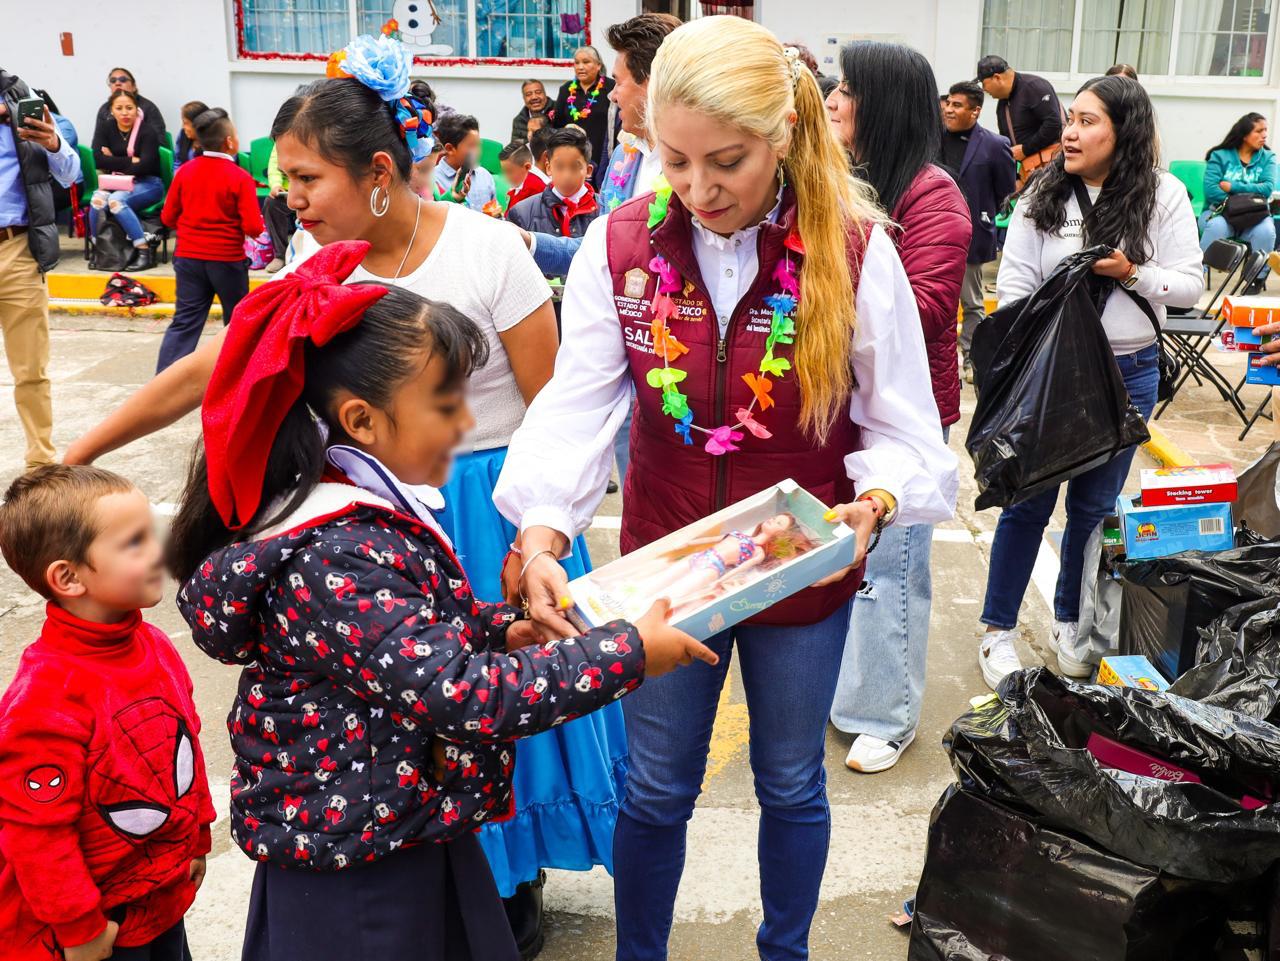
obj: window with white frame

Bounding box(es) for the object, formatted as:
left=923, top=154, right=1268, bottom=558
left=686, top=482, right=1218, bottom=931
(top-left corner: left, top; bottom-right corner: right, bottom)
left=236, top=0, right=589, bottom=62
left=980, top=0, right=1272, bottom=77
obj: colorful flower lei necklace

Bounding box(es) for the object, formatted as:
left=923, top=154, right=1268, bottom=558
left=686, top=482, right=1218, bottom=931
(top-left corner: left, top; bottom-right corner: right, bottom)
left=644, top=176, right=802, bottom=456
left=566, top=76, right=606, bottom=122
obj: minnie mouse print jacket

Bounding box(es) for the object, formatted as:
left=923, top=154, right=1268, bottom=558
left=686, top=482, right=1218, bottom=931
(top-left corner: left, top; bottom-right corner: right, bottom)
left=178, top=482, right=645, bottom=871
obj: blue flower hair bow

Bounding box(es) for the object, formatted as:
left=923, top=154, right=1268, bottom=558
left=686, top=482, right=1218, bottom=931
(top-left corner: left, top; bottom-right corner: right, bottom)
left=394, top=96, right=435, bottom=163
left=342, top=33, right=411, bottom=102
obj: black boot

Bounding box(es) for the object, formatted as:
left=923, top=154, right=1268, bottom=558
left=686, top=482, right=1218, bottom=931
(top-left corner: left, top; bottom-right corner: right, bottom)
left=502, top=870, right=546, bottom=960
left=125, top=244, right=156, bottom=272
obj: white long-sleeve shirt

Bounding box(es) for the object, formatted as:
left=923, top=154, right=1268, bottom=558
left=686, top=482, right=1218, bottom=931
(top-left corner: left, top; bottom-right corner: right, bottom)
left=493, top=213, right=959, bottom=541
left=997, top=170, right=1203, bottom=354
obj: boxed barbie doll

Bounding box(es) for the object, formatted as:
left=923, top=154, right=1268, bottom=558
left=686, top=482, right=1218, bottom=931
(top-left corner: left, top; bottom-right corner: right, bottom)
left=566, top=480, right=856, bottom=641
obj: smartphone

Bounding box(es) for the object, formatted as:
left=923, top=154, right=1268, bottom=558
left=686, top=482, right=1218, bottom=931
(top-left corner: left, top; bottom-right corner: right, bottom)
left=455, top=159, right=474, bottom=184
left=16, top=96, right=44, bottom=128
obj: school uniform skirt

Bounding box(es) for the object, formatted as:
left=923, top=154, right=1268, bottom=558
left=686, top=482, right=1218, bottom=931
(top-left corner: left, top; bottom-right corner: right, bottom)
left=438, top=445, right=629, bottom=897
left=242, top=835, right=518, bottom=961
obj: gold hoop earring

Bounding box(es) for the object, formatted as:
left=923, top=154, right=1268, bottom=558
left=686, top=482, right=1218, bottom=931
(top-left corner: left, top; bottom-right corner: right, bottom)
left=370, top=185, right=390, bottom=218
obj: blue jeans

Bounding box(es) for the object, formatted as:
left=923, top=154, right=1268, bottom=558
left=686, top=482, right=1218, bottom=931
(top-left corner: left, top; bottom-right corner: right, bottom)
left=1199, top=208, right=1276, bottom=280
left=830, top=426, right=950, bottom=741
left=981, top=344, right=1160, bottom=629
left=89, top=175, right=164, bottom=244
left=613, top=602, right=852, bottom=961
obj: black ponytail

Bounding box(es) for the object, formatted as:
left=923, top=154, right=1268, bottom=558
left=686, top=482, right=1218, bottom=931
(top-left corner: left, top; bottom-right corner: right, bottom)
left=271, top=77, right=438, bottom=182
left=166, top=286, right=488, bottom=582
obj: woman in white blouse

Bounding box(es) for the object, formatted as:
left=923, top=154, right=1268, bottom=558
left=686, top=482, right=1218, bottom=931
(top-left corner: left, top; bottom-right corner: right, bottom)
left=975, top=75, right=1202, bottom=691
left=493, top=17, right=956, bottom=960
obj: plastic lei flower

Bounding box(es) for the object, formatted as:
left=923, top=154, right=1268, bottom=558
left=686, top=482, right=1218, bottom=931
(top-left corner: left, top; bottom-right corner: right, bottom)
left=325, top=49, right=350, bottom=79
left=341, top=32, right=411, bottom=102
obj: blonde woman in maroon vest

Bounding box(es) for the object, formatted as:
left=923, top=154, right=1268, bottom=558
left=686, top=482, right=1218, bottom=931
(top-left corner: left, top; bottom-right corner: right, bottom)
left=494, top=17, right=957, bottom=961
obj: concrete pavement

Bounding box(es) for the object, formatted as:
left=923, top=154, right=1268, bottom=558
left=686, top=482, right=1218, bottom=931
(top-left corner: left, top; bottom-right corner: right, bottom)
left=0, top=316, right=1255, bottom=960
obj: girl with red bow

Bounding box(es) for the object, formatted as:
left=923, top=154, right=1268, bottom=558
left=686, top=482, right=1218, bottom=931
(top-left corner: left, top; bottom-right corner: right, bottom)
left=167, top=240, right=715, bottom=961
left=65, top=30, right=636, bottom=945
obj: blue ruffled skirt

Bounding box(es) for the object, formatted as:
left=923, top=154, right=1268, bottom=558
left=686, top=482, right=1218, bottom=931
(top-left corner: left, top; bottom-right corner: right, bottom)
left=438, top=446, right=627, bottom=897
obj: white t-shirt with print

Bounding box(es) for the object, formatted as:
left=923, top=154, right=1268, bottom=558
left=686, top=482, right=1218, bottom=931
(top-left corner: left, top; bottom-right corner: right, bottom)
left=286, top=204, right=550, bottom=451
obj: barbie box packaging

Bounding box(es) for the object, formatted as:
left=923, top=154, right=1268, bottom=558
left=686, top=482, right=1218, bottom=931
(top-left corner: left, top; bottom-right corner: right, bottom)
left=565, top=480, right=856, bottom=641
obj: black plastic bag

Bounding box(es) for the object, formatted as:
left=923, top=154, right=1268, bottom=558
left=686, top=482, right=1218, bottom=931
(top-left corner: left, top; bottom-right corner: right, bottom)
left=967, top=246, right=1150, bottom=511
left=945, top=668, right=1280, bottom=883
left=1170, top=598, right=1280, bottom=724
left=1118, top=543, right=1280, bottom=679
left=1234, top=442, right=1280, bottom=540
left=908, top=785, right=1233, bottom=961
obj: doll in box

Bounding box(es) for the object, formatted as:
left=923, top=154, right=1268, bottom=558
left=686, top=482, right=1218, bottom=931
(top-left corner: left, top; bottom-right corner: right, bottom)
left=619, top=513, right=818, bottom=615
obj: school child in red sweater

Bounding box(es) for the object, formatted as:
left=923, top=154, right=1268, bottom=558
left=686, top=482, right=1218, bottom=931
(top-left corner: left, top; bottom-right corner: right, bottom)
left=158, top=107, right=264, bottom=373
left=0, top=465, right=216, bottom=961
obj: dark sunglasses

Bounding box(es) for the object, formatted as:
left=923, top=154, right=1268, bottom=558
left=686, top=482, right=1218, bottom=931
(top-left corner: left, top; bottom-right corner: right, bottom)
left=109, top=75, right=132, bottom=83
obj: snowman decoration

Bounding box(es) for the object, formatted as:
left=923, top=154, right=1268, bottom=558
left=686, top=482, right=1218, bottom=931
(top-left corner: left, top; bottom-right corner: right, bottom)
left=392, top=1, right=453, bottom=57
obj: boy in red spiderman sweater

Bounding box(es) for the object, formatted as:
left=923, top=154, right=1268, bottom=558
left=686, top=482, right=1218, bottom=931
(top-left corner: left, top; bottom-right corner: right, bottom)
left=0, top=466, right=215, bottom=961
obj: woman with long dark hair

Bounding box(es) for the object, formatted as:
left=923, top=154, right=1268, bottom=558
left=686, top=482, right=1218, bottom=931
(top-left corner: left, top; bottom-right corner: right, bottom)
left=1200, top=111, right=1276, bottom=293
left=976, top=75, right=1201, bottom=687
left=824, top=40, right=971, bottom=775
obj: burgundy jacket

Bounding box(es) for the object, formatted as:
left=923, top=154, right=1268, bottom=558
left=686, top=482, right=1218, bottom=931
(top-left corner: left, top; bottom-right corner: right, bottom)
left=605, top=188, right=867, bottom=626
left=888, top=164, right=971, bottom=428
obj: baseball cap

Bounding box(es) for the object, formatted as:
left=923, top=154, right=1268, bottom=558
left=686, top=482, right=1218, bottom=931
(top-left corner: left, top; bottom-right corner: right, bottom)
left=975, top=55, right=1010, bottom=81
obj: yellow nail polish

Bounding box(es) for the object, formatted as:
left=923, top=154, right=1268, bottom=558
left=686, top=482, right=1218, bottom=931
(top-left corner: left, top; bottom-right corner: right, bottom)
left=557, top=596, right=573, bottom=610
left=823, top=510, right=837, bottom=522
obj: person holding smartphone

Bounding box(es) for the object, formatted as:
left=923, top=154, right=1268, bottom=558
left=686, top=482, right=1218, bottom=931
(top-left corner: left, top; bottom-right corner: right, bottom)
left=432, top=113, right=496, bottom=211
left=0, top=69, right=81, bottom=469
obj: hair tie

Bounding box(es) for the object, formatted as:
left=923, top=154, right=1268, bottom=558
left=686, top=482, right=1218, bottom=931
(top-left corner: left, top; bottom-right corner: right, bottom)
left=782, top=46, right=806, bottom=85
left=202, top=241, right=388, bottom=529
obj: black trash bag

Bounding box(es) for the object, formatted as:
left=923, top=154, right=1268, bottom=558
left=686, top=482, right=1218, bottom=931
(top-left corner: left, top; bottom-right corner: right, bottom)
left=1234, top=443, right=1280, bottom=540
left=908, top=785, right=1234, bottom=961
left=967, top=245, right=1150, bottom=511
left=1118, top=543, right=1280, bottom=680
left=1170, top=598, right=1280, bottom=725
left=945, top=668, right=1280, bottom=883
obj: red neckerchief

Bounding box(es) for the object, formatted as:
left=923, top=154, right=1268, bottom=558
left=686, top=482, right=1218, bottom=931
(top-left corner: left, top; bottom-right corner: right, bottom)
left=555, top=187, right=598, bottom=237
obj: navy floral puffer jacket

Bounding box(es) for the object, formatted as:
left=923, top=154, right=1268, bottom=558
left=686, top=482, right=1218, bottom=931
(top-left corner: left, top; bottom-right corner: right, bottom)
left=178, top=484, right=645, bottom=871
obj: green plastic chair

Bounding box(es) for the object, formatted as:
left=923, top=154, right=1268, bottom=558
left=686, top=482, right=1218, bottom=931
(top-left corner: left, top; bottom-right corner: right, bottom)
left=1169, top=160, right=1207, bottom=218
left=479, top=137, right=503, bottom=177
left=162, top=130, right=174, bottom=152
left=249, top=136, right=274, bottom=199
left=139, top=146, right=174, bottom=262
left=77, top=144, right=98, bottom=195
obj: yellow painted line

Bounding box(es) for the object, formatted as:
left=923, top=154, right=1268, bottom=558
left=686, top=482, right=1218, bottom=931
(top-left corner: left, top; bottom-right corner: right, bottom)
left=46, top=272, right=268, bottom=303
left=49, top=300, right=210, bottom=320
left=1143, top=423, right=1195, bottom=467
left=703, top=671, right=750, bottom=788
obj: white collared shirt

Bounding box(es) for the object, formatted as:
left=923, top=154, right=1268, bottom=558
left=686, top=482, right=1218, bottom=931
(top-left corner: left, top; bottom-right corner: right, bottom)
left=531, top=165, right=553, bottom=185
left=201, top=151, right=235, bottom=162
left=552, top=184, right=590, bottom=204
left=493, top=213, right=959, bottom=538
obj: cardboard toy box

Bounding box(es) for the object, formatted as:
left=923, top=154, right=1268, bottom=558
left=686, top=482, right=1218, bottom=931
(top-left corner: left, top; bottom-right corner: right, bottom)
left=565, top=480, right=855, bottom=642
left=1116, top=493, right=1233, bottom=561
left=1223, top=295, right=1280, bottom=328
left=1246, top=352, right=1280, bottom=386
left=1096, top=654, right=1170, bottom=692
left=1138, top=463, right=1237, bottom=507
left=1233, top=325, right=1274, bottom=347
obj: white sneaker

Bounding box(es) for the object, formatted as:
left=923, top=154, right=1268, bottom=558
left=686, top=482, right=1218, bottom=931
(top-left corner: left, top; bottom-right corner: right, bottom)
left=979, top=630, right=1023, bottom=691
left=845, top=731, right=916, bottom=774
left=1049, top=620, right=1093, bottom=678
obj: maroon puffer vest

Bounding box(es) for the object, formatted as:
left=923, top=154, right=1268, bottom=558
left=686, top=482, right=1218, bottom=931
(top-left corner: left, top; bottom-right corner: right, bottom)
left=605, top=188, right=867, bottom=627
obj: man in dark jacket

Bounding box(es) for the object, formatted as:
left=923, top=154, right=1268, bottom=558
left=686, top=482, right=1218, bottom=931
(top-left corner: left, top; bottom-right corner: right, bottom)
left=940, top=81, right=1017, bottom=383
left=94, top=67, right=166, bottom=141
left=510, top=79, right=551, bottom=144
left=976, top=55, right=1063, bottom=186
left=0, top=69, right=80, bottom=468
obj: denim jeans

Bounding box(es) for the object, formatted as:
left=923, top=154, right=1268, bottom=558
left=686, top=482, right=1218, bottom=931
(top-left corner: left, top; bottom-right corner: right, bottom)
left=830, top=426, right=950, bottom=741
left=981, top=344, right=1160, bottom=630
left=89, top=175, right=164, bottom=244
left=1199, top=209, right=1276, bottom=280
left=613, top=602, right=852, bottom=961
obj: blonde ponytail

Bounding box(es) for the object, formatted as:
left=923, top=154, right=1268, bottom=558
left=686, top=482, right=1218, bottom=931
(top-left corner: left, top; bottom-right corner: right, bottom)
left=647, top=17, right=883, bottom=441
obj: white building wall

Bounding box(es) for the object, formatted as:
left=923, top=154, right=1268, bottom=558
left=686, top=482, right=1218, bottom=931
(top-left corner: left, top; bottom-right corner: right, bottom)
left=8, top=0, right=1280, bottom=170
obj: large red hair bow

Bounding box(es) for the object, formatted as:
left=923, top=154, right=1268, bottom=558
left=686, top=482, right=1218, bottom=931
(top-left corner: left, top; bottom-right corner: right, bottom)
left=203, top=241, right=388, bottom=529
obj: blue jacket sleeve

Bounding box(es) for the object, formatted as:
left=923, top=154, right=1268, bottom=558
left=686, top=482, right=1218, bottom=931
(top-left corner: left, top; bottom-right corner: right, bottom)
left=1237, top=151, right=1278, bottom=197
left=1205, top=151, right=1228, bottom=207
left=532, top=232, right=583, bottom=277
